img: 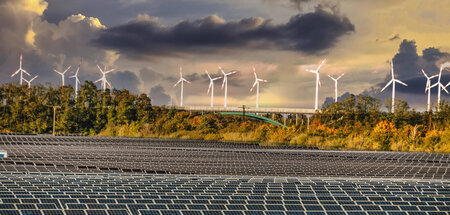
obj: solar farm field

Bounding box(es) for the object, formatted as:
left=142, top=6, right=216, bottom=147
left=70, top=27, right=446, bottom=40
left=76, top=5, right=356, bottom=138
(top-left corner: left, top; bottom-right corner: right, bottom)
left=0, top=134, right=449, bottom=215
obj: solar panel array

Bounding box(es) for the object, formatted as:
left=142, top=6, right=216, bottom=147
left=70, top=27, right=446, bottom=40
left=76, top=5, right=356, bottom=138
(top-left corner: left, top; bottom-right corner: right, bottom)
left=0, top=134, right=449, bottom=215
left=0, top=173, right=449, bottom=215
left=0, top=135, right=448, bottom=179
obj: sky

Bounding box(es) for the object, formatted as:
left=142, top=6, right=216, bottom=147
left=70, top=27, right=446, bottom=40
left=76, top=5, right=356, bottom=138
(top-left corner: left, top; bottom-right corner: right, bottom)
left=1, top=0, right=449, bottom=110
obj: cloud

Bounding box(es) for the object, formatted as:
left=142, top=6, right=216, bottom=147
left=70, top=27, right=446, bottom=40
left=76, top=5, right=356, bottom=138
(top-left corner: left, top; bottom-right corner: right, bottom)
left=108, top=70, right=141, bottom=94
left=322, top=92, right=351, bottom=108
left=382, top=39, right=450, bottom=86
left=149, top=85, right=171, bottom=106
left=92, top=8, right=354, bottom=57
left=389, top=34, right=400, bottom=41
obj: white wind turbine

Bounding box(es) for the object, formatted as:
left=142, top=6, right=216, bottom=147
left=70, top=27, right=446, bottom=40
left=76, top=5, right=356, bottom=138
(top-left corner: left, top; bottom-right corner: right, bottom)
left=205, top=70, right=222, bottom=107
left=250, top=66, right=269, bottom=109
left=305, top=59, right=326, bottom=110
left=10, top=54, right=31, bottom=85
left=95, top=65, right=115, bottom=91
left=422, top=69, right=438, bottom=112
left=328, top=73, right=344, bottom=103
left=218, top=65, right=237, bottom=107
left=69, top=63, right=82, bottom=98
left=23, top=75, right=39, bottom=88
left=381, top=62, right=408, bottom=113
left=53, top=65, right=72, bottom=86
left=173, top=66, right=191, bottom=106
left=430, top=64, right=449, bottom=112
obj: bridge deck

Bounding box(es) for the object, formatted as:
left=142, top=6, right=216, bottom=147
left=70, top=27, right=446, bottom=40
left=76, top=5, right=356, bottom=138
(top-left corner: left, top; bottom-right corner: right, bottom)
left=174, top=106, right=316, bottom=114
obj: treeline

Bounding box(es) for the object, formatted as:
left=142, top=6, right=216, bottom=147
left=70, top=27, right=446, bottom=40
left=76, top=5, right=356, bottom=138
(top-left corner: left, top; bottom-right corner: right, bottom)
left=0, top=83, right=449, bottom=153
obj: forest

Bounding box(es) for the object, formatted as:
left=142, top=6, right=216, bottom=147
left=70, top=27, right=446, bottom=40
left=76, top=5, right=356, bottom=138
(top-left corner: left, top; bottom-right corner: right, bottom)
left=0, top=82, right=449, bottom=153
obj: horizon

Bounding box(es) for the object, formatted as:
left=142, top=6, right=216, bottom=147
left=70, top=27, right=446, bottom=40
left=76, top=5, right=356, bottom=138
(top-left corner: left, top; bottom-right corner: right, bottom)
left=1, top=0, right=449, bottom=111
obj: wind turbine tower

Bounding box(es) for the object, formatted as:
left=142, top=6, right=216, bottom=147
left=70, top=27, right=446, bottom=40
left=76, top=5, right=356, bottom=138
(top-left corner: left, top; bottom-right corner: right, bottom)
left=173, top=66, right=191, bottom=106
left=381, top=62, right=408, bottom=113
left=328, top=73, right=344, bottom=103
left=430, top=64, right=449, bottom=112
left=11, top=54, right=30, bottom=85
left=23, top=75, right=39, bottom=88
left=250, top=66, right=269, bottom=109
left=218, top=65, right=237, bottom=107
left=95, top=65, right=115, bottom=91
left=70, top=62, right=82, bottom=98
left=421, top=69, right=438, bottom=112
left=54, top=65, right=72, bottom=86
left=305, top=59, right=326, bottom=110
left=206, top=70, right=222, bottom=107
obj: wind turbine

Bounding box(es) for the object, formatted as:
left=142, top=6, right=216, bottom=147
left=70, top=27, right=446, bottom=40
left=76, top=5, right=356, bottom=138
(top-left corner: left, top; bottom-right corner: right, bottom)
left=173, top=66, right=191, bottom=106
left=95, top=65, right=115, bottom=91
left=381, top=62, right=408, bottom=113
left=305, top=59, right=326, bottom=110
left=205, top=70, right=222, bottom=107
left=430, top=64, right=449, bottom=112
left=328, top=73, right=344, bottom=103
left=70, top=61, right=82, bottom=98
left=23, top=75, right=38, bottom=88
left=10, top=54, right=31, bottom=85
left=218, top=65, right=237, bottom=107
left=250, top=66, right=269, bottom=109
left=421, top=69, right=438, bottom=112
left=53, top=65, right=72, bottom=86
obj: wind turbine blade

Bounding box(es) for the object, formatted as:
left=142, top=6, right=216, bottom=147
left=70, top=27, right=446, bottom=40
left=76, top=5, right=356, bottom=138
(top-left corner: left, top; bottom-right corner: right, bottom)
left=306, top=69, right=316, bottom=74
left=94, top=78, right=102, bottom=83
left=77, top=79, right=81, bottom=84
left=425, top=80, right=429, bottom=93
left=105, top=68, right=115, bottom=74
left=179, top=66, right=183, bottom=78
left=318, top=78, right=321, bottom=87
left=228, top=70, right=237, bottom=75
left=337, top=73, right=345, bottom=80
left=261, top=79, right=269, bottom=83
left=22, top=69, right=31, bottom=76
left=207, top=83, right=212, bottom=95
left=174, top=79, right=182, bottom=87
left=316, top=59, right=326, bottom=71
left=440, top=83, right=449, bottom=94
left=430, top=74, right=438, bottom=79
left=11, top=70, right=20, bottom=77
left=395, top=79, right=407, bottom=86
left=212, top=76, right=222, bottom=81
left=30, top=75, right=38, bottom=82
left=97, top=65, right=103, bottom=73
left=106, top=81, right=112, bottom=88
left=218, top=65, right=226, bottom=75
left=250, top=81, right=257, bottom=92
left=63, top=65, right=72, bottom=74
left=184, top=79, right=191, bottom=84
left=222, top=77, right=226, bottom=89
left=327, top=74, right=335, bottom=80
left=391, top=61, right=394, bottom=78
left=253, top=66, right=257, bottom=79
left=381, top=80, right=393, bottom=92
left=54, top=69, right=62, bottom=75
left=205, top=70, right=211, bottom=79
left=430, top=82, right=438, bottom=89
left=421, top=69, right=428, bottom=78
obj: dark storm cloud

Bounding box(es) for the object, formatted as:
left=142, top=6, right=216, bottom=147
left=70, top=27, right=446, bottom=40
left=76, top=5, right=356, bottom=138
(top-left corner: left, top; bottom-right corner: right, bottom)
left=322, top=92, right=350, bottom=108
left=92, top=8, right=354, bottom=57
left=149, top=85, right=170, bottom=106
left=108, top=70, right=141, bottom=94
left=389, top=34, right=400, bottom=41
left=377, top=40, right=450, bottom=93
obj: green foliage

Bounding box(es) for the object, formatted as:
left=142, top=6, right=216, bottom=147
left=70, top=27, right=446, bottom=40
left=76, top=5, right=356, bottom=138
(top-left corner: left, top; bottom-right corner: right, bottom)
left=0, top=83, right=448, bottom=153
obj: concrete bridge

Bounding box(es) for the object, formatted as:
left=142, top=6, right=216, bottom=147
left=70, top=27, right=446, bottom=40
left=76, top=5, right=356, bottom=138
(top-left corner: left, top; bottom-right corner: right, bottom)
left=174, top=106, right=317, bottom=126
left=174, top=106, right=316, bottom=115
